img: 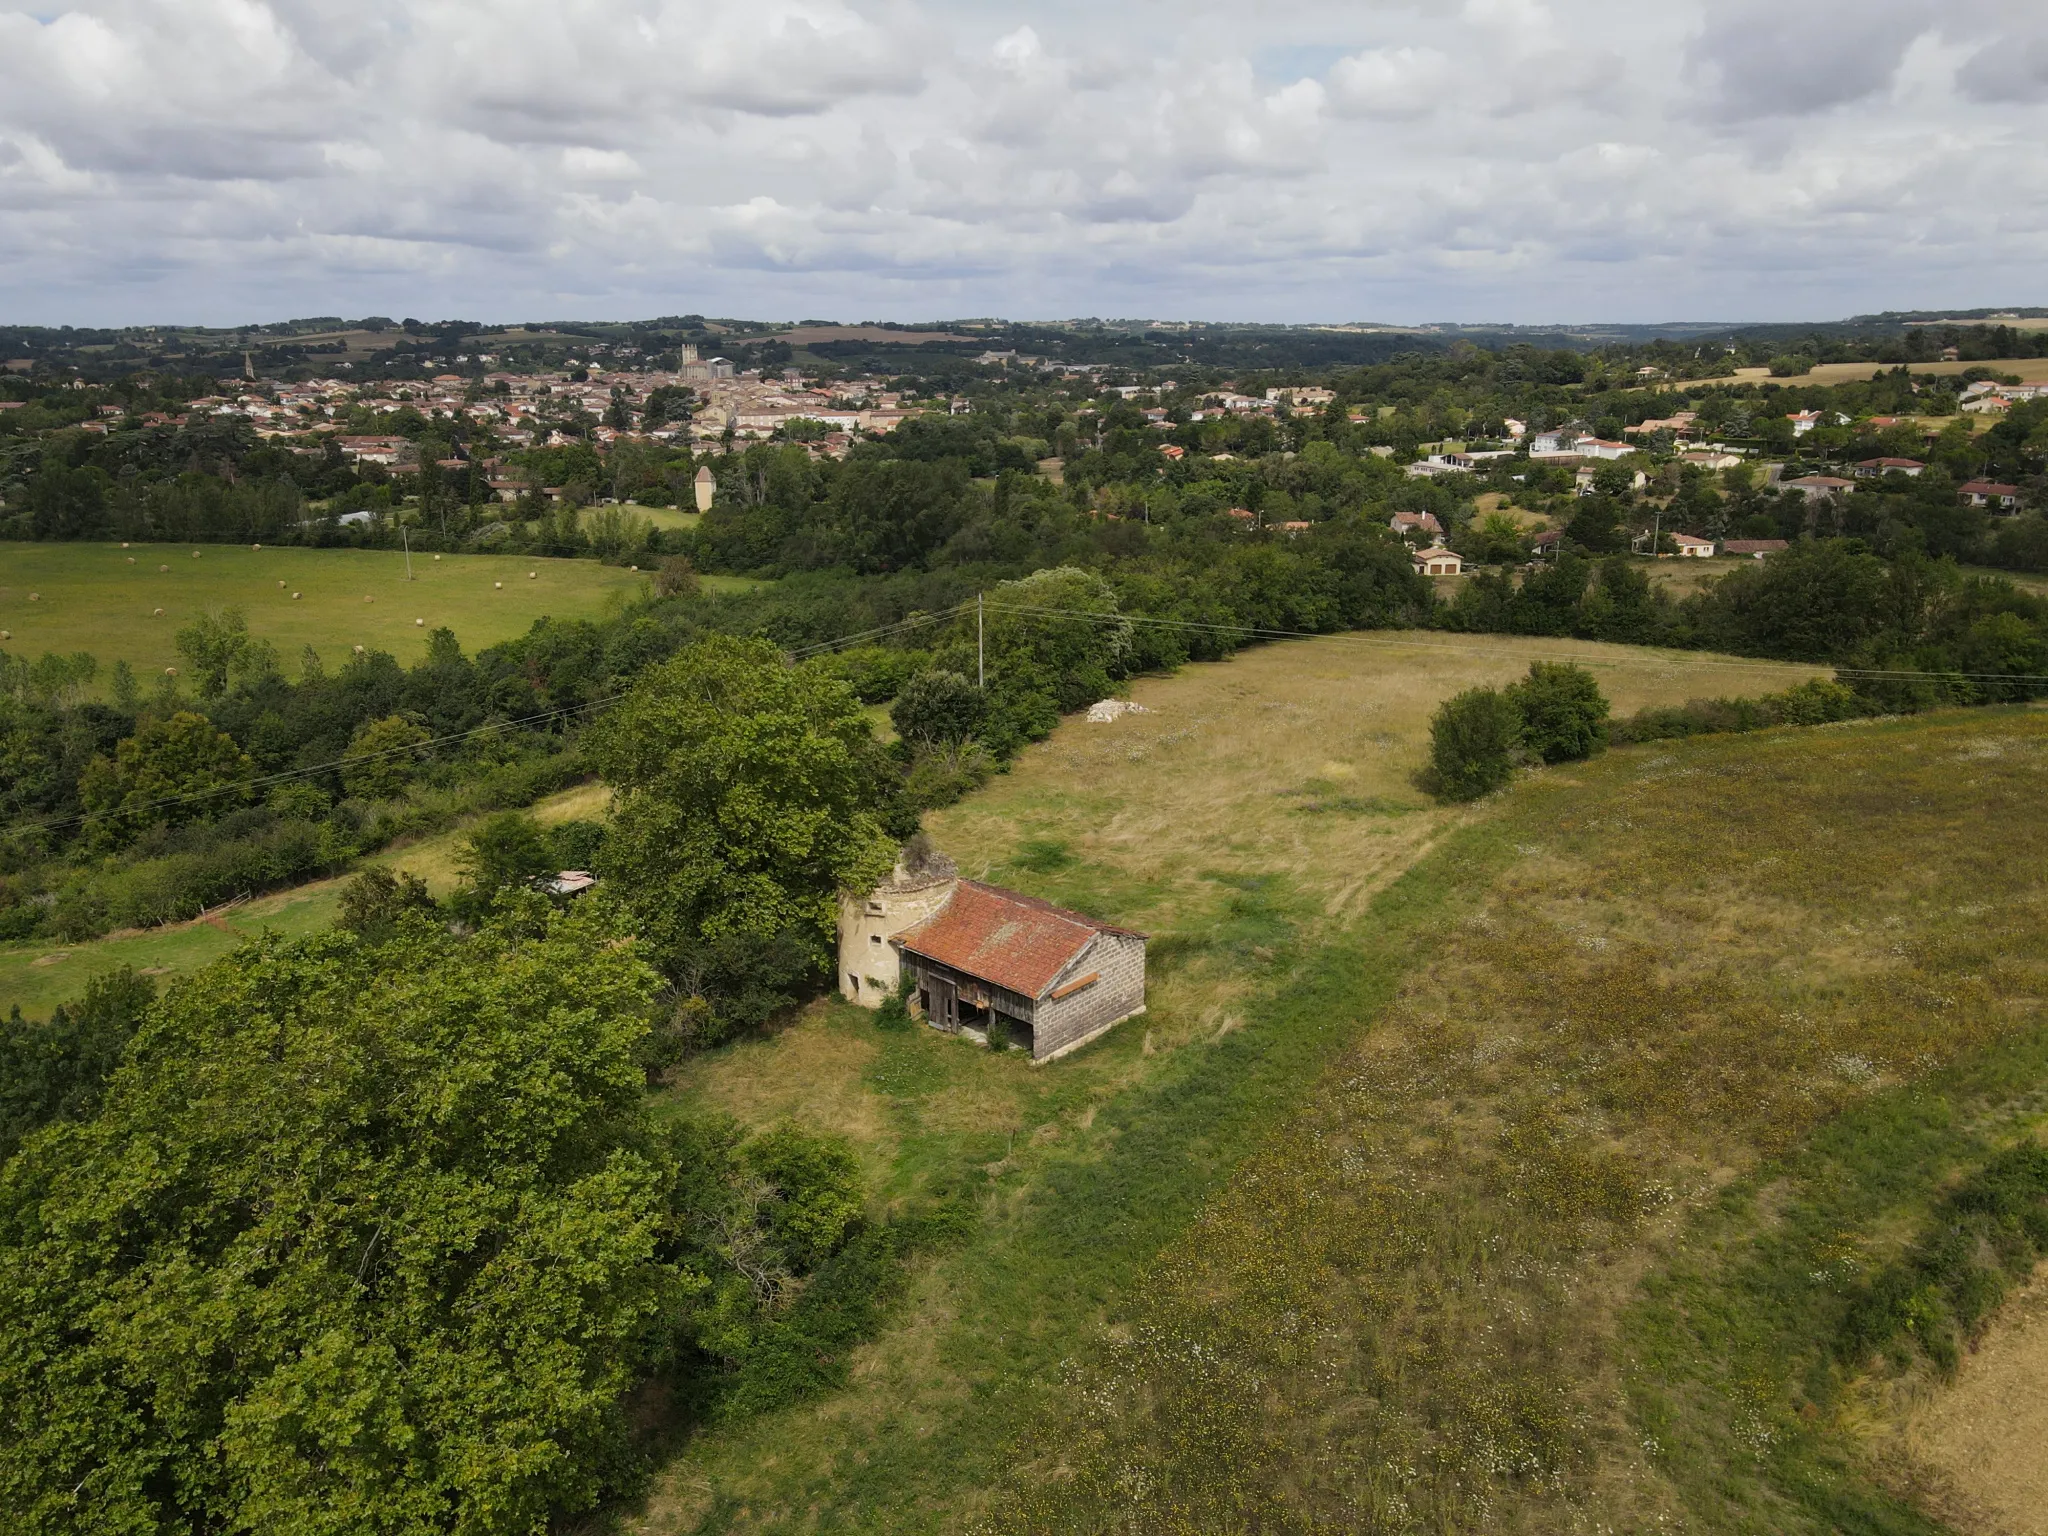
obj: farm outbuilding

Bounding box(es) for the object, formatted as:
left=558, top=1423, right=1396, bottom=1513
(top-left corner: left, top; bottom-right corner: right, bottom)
left=839, top=852, right=1147, bottom=1061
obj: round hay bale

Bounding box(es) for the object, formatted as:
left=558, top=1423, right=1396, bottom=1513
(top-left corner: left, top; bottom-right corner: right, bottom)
left=415, top=618, right=424, bottom=626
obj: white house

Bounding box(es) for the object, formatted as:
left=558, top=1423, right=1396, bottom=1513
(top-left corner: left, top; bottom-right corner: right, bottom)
left=1958, top=481, right=2021, bottom=512
left=1412, top=545, right=1465, bottom=576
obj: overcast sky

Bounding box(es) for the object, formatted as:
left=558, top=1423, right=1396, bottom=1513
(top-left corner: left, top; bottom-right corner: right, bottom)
left=2, top=0, right=2046, bottom=328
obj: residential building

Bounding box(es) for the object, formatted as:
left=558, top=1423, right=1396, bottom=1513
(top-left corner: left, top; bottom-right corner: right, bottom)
left=1412, top=545, right=1464, bottom=576
left=1389, top=511, right=1444, bottom=540
left=1853, top=457, right=1925, bottom=477
left=1783, top=475, right=1855, bottom=499
left=1958, top=481, right=2022, bottom=512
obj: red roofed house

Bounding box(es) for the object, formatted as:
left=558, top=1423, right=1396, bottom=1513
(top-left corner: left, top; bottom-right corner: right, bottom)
left=1389, top=510, right=1444, bottom=540
left=1959, top=481, right=2021, bottom=512
left=1853, top=457, right=1925, bottom=478
left=839, top=850, right=1147, bottom=1061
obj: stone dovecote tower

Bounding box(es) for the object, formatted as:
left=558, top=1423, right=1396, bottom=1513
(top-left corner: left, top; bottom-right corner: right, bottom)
left=837, top=847, right=958, bottom=1007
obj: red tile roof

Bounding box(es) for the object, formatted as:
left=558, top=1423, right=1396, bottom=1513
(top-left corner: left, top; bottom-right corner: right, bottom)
left=894, top=880, right=1143, bottom=999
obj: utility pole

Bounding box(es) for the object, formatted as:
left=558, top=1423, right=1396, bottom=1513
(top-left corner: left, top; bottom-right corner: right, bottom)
left=977, top=593, right=985, bottom=690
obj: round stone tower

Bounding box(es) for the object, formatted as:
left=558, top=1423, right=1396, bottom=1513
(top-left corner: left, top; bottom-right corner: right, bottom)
left=837, top=843, right=958, bottom=1007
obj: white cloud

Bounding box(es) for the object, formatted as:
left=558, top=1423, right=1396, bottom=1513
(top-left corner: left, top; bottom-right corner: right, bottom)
left=1328, top=48, right=1451, bottom=119
left=0, top=0, right=2045, bottom=323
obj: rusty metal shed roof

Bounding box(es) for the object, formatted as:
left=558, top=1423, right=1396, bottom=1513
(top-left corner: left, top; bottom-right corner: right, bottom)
left=893, top=880, right=1144, bottom=1000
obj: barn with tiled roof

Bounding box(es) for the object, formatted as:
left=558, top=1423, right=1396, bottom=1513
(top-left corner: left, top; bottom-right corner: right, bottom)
left=840, top=864, right=1147, bottom=1062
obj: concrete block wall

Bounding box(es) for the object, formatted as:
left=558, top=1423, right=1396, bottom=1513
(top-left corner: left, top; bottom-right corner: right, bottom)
left=1032, top=932, right=1147, bottom=1060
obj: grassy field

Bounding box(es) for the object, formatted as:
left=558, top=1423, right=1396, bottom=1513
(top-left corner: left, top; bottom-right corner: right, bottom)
left=621, top=631, right=1827, bottom=1533
left=1685, top=357, right=2048, bottom=388
left=0, top=780, right=611, bottom=1019
left=631, top=507, right=703, bottom=533
left=0, top=542, right=753, bottom=684
left=986, top=708, right=2048, bottom=1532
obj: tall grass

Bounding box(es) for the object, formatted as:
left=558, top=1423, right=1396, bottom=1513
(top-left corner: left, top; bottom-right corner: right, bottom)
left=988, top=709, right=2048, bottom=1532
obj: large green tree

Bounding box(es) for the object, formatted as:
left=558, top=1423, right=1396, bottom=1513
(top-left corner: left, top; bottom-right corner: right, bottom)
left=0, top=904, right=687, bottom=1535
left=77, top=709, right=254, bottom=844
left=593, top=635, right=898, bottom=1033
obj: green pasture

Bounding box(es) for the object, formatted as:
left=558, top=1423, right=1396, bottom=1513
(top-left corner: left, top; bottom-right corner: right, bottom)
left=629, top=506, right=704, bottom=533
left=0, top=542, right=749, bottom=683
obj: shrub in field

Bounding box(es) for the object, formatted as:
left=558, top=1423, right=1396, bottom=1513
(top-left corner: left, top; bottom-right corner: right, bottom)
left=1612, top=677, right=1874, bottom=744
left=1505, top=661, right=1609, bottom=763
left=873, top=976, right=914, bottom=1032
left=1425, top=686, right=1522, bottom=801
left=652, top=553, right=701, bottom=600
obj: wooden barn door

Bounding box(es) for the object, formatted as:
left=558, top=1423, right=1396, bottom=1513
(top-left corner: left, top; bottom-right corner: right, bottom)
left=928, top=976, right=959, bottom=1032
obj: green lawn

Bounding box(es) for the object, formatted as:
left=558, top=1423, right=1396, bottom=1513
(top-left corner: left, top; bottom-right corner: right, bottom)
left=631, top=506, right=704, bottom=533
left=0, top=542, right=657, bottom=683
